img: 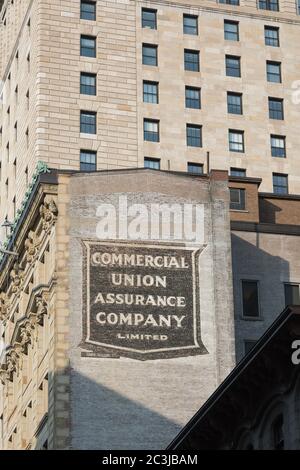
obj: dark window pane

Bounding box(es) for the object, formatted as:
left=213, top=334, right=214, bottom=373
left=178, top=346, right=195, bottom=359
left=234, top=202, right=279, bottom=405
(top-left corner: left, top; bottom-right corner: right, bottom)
left=80, top=150, right=96, bottom=171
left=219, top=0, right=240, bottom=4
left=259, top=0, right=279, bottom=11
left=143, top=81, right=158, bottom=104
left=185, top=87, right=201, bottom=109
left=224, top=21, right=239, bottom=41
left=80, top=1, right=96, bottom=20
left=265, top=26, right=279, bottom=46
left=142, top=9, right=157, bottom=29
left=144, top=119, right=159, bottom=142
left=80, top=73, right=96, bottom=95
left=226, top=55, right=241, bottom=77
left=284, top=284, right=300, bottom=305
left=80, top=111, right=96, bottom=134
left=242, top=281, right=259, bottom=317
left=80, top=35, right=96, bottom=57
left=184, top=50, right=200, bottom=72
left=186, top=125, right=202, bottom=147
left=144, top=157, right=160, bottom=169
left=227, top=92, right=242, bottom=114
left=230, top=168, right=246, bottom=177
left=269, top=98, right=283, bottom=120
left=183, top=15, right=198, bottom=35
left=142, top=44, right=157, bottom=66
left=271, top=135, right=285, bottom=157
left=230, top=188, right=246, bottom=210
left=188, top=163, right=203, bottom=174
left=267, top=61, right=281, bottom=83
left=273, top=173, right=288, bottom=194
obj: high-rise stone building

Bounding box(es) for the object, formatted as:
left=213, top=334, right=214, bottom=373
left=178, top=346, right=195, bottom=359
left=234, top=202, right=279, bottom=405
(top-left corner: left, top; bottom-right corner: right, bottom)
left=1, top=0, right=300, bottom=227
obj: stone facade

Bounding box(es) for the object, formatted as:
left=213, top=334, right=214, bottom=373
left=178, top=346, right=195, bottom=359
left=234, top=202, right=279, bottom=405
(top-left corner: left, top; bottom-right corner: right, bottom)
left=1, top=0, right=300, bottom=230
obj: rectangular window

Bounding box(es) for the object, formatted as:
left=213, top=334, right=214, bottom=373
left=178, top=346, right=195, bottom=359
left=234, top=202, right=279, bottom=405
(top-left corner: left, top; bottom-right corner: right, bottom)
left=80, top=72, right=96, bottom=95
left=273, top=173, right=288, bottom=194
left=224, top=20, right=239, bottom=41
left=227, top=92, right=243, bottom=114
left=219, top=0, right=240, bottom=4
left=271, top=135, right=286, bottom=157
left=185, top=87, right=201, bottom=109
left=142, top=44, right=158, bottom=66
left=80, top=35, right=96, bottom=58
left=144, top=157, right=160, bottom=169
left=226, top=55, right=241, bottom=77
left=264, top=26, right=279, bottom=47
left=80, top=111, right=96, bottom=134
left=242, top=280, right=260, bottom=318
left=144, top=119, right=159, bottom=142
left=229, top=129, right=244, bottom=152
left=268, top=98, right=284, bottom=120
left=184, top=50, right=200, bottom=72
left=143, top=81, right=159, bottom=104
left=183, top=14, right=198, bottom=35
left=284, top=284, right=300, bottom=305
left=186, top=124, right=202, bottom=147
left=230, top=188, right=246, bottom=210
left=231, top=168, right=246, bottom=177
left=267, top=61, right=281, bottom=83
left=80, top=150, right=96, bottom=171
left=297, top=0, right=300, bottom=14
left=259, top=0, right=279, bottom=11
left=142, top=8, right=157, bottom=29
left=80, top=1, right=96, bottom=21
left=188, top=162, right=203, bottom=175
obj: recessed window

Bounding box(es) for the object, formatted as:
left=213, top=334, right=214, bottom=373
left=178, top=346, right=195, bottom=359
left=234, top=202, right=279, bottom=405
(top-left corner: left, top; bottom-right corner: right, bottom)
left=224, top=20, right=239, bottom=41
left=184, top=50, right=200, bottom=72
left=80, top=111, right=97, bottom=134
left=183, top=14, right=198, bottom=35
left=144, top=157, right=160, bottom=169
left=143, top=81, right=159, bottom=104
left=80, top=150, right=96, bottom=171
left=230, top=188, right=246, bottom=210
left=80, top=35, right=96, bottom=58
left=273, top=173, right=288, bottom=194
left=229, top=129, right=244, bottom=152
left=188, top=162, right=203, bottom=175
left=186, top=124, right=202, bottom=147
left=226, top=55, right=241, bottom=77
left=266, top=61, right=281, bottom=83
left=219, top=0, right=240, bottom=4
left=80, top=1, right=96, bottom=21
left=259, top=0, right=279, bottom=11
left=265, top=26, right=279, bottom=47
left=268, top=98, right=283, bottom=120
left=142, top=8, right=157, bottom=29
left=242, top=280, right=260, bottom=318
left=297, top=0, right=300, bottom=14
left=231, top=167, right=246, bottom=177
left=185, top=87, right=201, bottom=109
left=142, top=44, right=158, bottom=66
left=284, top=284, right=300, bottom=305
left=271, top=135, right=286, bottom=158
left=80, top=72, right=96, bottom=95
left=227, top=92, right=243, bottom=114
left=144, top=119, right=159, bottom=142
left=14, top=122, right=17, bottom=142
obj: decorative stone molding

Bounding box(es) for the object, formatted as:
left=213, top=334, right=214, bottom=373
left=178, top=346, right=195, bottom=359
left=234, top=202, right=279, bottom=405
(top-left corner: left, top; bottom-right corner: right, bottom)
left=0, top=292, right=9, bottom=321
left=40, top=198, right=58, bottom=233
left=24, top=231, right=41, bottom=264
left=10, top=262, right=24, bottom=294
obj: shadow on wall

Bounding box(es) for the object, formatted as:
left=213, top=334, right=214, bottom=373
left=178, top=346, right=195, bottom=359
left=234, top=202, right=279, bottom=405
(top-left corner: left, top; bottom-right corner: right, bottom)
left=69, top=369, right=182, bottom=450
left=259, top=199, right=282, bottom=225
left=231, top=232, right=290, bottom=361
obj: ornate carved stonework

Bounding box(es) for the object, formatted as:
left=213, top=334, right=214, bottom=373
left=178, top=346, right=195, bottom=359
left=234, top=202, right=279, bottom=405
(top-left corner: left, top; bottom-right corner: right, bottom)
left=10, top=263, right=24, bottom=293
left=0, top=292, right=9, bottom=321
left=24, top=231, right=41, bottom=264
left=39, top=198, right=58, bottom=232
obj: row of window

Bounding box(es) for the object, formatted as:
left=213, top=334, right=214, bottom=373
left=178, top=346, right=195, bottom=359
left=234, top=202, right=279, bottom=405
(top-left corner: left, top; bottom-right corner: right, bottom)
left=241, top=280, right=299, bottom=318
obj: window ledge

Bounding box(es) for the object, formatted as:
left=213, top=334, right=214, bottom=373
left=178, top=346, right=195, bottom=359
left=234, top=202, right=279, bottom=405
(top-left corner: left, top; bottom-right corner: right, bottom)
left=230, top=209, right=249, bottom=213
left=80, top=133, right=97, bottom=140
